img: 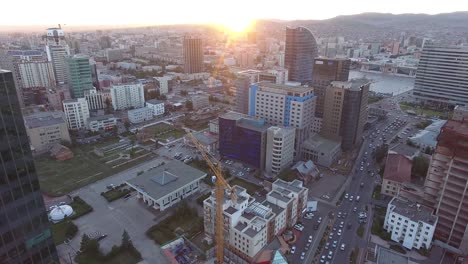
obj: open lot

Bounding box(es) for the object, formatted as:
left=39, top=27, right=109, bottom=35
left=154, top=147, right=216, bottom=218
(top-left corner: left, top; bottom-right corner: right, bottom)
left=228, top=177, right=262, bottom=195
left=142, top=122, right=186, bottom=142
left=36, top=139, right=157, bottom=196
left=399, top=102, right=451, bottom=119
left=306, top=170, right=347, bottom=201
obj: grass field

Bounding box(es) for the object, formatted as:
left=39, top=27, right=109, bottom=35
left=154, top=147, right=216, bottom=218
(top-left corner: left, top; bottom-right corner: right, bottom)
left=36, top=140, right=157, bottom=196
left=143, top=122, right=186, bottom=142
left=399, top=102, right=452, bottom=119
left=52, top=220, right=77, bottom=245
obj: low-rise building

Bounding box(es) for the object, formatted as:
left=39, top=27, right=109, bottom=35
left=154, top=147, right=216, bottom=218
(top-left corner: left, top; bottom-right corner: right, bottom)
left=128, top=107, right=153, bottom=124
left=126, top=161, right=206, bottom=211
left=24, top=111, right=71, bottom=151
left=87, top=115, right=118, bottom=132
left=84, top=87, right=111, bottom=110
left=368, top=106, right=388, bottom=118
left=191, top=95, right=209, bottom=109
left=183, top=130, right=218, bottom=154
left=382, top=151, right=412, bottom=197
left=452, top=105, right=468, bottom=122
left=209, top=118, right=219, bottom=134
left=302, top=134, right=341, bottom=167
left=146, top=99, right=165, bottom=116
left=63, top=98, right=90, bottom=130
left=384, top=196, right=437, bottom=250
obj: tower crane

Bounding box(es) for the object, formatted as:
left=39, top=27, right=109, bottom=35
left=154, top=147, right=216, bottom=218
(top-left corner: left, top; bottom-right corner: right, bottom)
left=186, top=133, right=235, bottom=264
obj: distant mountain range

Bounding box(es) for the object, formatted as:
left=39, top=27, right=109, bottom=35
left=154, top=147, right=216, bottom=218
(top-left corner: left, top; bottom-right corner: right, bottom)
left=259, top=12, right=468, bottom=43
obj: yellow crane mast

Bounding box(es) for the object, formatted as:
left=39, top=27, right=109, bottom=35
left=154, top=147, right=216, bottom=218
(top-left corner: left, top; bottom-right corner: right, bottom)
left=187, top=133, right=235, bottom=264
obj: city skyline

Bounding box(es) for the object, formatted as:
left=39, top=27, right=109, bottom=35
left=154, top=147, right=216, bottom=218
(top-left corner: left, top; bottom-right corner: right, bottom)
left=0, top=1, right=468, bottom=31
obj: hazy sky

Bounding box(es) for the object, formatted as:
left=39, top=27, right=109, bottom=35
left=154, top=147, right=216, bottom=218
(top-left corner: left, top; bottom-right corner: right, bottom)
left=1, top=0, right=468, bottom=28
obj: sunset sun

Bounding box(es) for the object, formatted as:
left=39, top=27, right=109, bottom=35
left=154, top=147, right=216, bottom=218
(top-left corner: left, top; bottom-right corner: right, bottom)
left=221, top=18, right=254, bottom=33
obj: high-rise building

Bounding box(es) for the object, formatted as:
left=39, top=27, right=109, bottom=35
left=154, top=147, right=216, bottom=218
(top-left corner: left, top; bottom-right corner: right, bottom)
left=63, top=98, right=90, bottom=129
left=423, top=120, right=468, bottom=254
left=18, top=61, right=56, bottom=89
left=234, top=76, right=250, bottom=115
left=413, top=45, right=468, bottom=106
left=322, top=79, right=369, bottom=151
left=67, top=55, right=93, bottom=98
left=311, top=57, right=350, bottom=118
left=219, top=112, right=268, bottom=170
left=265, top=126, right=295, bottom=176
left=45, top=28, right=71, bottom=84
left=249, top=81, right=316, bottom=156
left=110, top=83, right=145, bottom=110
left=183, top=36, right=203, bottom=74
left=284, top=27, right=318, bottom=84
left=0, top=70, right=59, bottom=263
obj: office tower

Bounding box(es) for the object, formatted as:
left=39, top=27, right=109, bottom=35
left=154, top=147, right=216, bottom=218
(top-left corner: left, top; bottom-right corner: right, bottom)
left=219, top=112, right=268, bottom=170
left=249, top=81, right=316, bottom=156
left=45, top=28, right=71, bottom=84
left=284, top=26, right=318, bottom=84
left=67, top=55, right=93, bottom=98
left=322, top=79, right=369, bottom=151
left=183, top=36, right=203, bottom=74
left=423, top=120, right=468, bottom=254
left=0, top=70, right=59, bottom=263
left=110, top=83, right=145, bottom=110
left=391, top=42, right=400, bottom=55
left=265, top=126, right=295, bottom=176
left=413, top=45, right=468, bottom=106
left=18, top=61, right=56, bottom=89
left=234, top=76, right=250, bottom=115
left=63, top=98, right=90, bottom=129
left=311, top=57, right=350, bottom=118
left=90, top=62, right=99, bottom=89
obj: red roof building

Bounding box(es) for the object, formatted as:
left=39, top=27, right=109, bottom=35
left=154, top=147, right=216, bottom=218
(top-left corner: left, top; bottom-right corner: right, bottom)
left=382, top=151, right=412, bottom=197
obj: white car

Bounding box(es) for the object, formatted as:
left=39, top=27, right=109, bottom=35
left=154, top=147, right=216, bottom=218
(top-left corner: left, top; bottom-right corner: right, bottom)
left=337, top=229, right=342, bottom=236
left=345, top=193, right=349, bottom=199
left=340, top=243, right=346, bottom=251
left=300, top=252, right=305, bottom=260
left=308, top=235, right=313, bottom=243
left=349, top=196, right=354, bottom=202
left=290, top=246, right=296, bottom=254
left=321, top=255, right=326, bottom=263
left=325, top=242, right=330, bottom=250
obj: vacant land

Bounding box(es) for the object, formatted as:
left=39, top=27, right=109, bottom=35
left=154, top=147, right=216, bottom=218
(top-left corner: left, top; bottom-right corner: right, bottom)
left=142, top=122, right=186, bottom=142
left=36, top=140, right=157, bottom=196
left=399, top=102, right=452, bottom=119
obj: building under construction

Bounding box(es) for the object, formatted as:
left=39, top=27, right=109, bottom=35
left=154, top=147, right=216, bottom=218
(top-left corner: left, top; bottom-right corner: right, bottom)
left=423, top=120, right=468, bottom=254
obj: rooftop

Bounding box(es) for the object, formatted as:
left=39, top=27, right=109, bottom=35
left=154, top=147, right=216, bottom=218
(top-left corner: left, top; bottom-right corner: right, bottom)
left=191, top=131, right=218, bottom=145
left=146, top=99, right=165, bottom=105
left=383, top=152, right=412, bottom=183
left=442, top=120, right=468, bottom=137
left=88, top=115, right=116, bottom=122
left=262, top=201, right=283, bottom=215
left=126, top=161, right=206, bottom=201
left=273, top=179, right=304, bottom=194
left=24, top=111, right=66, bottom=128
left=330, top=78, right=370, bottom=91
left=268, top=191, right=292, bottom=203
left=303, top=134, right=341, bottom=154
left=257, top=81, right=314, bottom=93
left=376, top=246, right=409, bottom=264
left=389, top=196, right=437, bottom=225
left=236, top=118, right=269, bottom=133
left=219, top=111, right=248, bottom=121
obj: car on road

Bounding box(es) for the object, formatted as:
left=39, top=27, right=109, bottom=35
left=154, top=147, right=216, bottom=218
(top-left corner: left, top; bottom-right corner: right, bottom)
left=345, top=193, right=349, bottom=199
left=308, top=235, right=313, bottom=243
left=339, top=221, right=344, bottom=228
left=328, top=232, right=334, bottom=239
left=360, top=182, right=364, bottom=188
left=332, top=240, right=337, bottom=248
left=349, top=196, right=354, bottom=202
left=294, top=224, right=304, bottom=231
left=317, top=217, right=322, bottom=224
left=340, top=243, right=346, bottom=251
left=325, top=242, right=330, bottom=249
left=321, top=255, right=326, bottom=263
left=353, top=207, right=357, bottom=212
left=356, top=196, right=360, bottom=202
left=290, top=246, right=296, bottom=254
left=328, top=251, right=333, bottom=260
left=337, top=229, right=342, bottom=236
left=300, top=252, right=305, bottom=260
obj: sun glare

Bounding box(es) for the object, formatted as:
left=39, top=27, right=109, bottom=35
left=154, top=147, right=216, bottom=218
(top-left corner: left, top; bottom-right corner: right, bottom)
left=221, top=18, right=254, bottom=33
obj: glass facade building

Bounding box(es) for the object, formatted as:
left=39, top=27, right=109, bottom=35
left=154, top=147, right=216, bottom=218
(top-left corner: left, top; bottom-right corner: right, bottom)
left=0, top=70, right=58, bottom=263
left=219, top=114, right=268, bottom=170
left=285, top=27, right=318, bottom=84
left=67, top=55, right=93, bottom=98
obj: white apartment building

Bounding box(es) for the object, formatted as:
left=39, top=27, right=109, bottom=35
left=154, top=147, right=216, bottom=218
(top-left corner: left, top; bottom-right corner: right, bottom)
left=384, top=196, right=438, bottom=250
left=87, top=115, right=118, bottom=132
left=155, top=76, right=172, bottom=94
left=128, top=107, right=153, bottom=124
left=63, top=98, right=90, bottom=130
left=146, top=99, right=165, bottom=116
left=18, top=61, right=56, bottom=88
left=84, top=88, right=111, bottom=110
left=203, top=179, right=308, bottom=262
left=249, top=81, right=316, bottom=157
left=110, top=83, right=145, bottom=110
left=259, top=68, right=289, bottom=85
left=312, top=117, right=322, bottom=134
left=265, top=126, right=296, bottom=176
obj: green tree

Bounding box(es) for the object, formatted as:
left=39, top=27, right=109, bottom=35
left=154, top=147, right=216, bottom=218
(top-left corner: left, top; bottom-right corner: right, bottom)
left=122, top=230, right=132, bottom=248
left=185, top=100, right=193, bottom=111
left=79, top=234, right=100, bottom=256
left=124, top=120, right=131, bottom=132
left=412, top=155, right=429, bottom=179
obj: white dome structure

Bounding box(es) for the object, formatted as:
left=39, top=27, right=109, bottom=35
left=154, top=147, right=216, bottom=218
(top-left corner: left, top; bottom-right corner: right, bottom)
left=49, top=205, right=74, bottom=223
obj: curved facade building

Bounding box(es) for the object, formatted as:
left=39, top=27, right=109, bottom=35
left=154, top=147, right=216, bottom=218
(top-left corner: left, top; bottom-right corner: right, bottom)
left=285, top=27, right=318, bottom=84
